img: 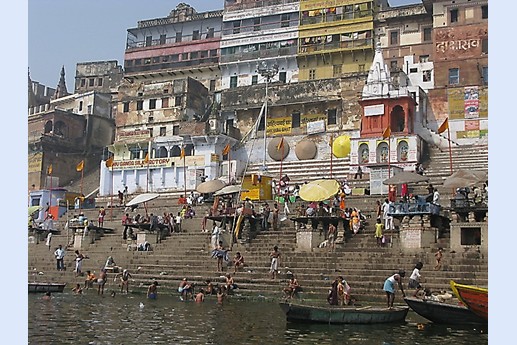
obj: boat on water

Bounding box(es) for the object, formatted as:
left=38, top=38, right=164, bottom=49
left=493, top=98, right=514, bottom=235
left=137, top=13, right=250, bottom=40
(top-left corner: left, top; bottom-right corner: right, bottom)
left=279, top=302, right=408, bottom=324
left=450, top=280, right=488, bottom=321
left=404, top=297, right=486, bottom=326
left=28, top=282, right=66, bottom=293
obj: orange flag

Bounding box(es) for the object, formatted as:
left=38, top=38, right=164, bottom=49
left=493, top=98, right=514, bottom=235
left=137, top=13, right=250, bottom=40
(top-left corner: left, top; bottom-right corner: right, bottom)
left=222, top=143, right=231, bottom=156
left=180, top=147, right=186, bottom=159
left=437, top=118, right=449, bottom=134
left=382, top=126, right=391, bottom=139
left=276, top=137, right=284, bottom=151
left=143, top=152, right=150, bottom=164
left=76, top=160, right=84, bottom=172
left=47, top=164, right=53, bottom=175
left=105, top=156, right=114, bottom=168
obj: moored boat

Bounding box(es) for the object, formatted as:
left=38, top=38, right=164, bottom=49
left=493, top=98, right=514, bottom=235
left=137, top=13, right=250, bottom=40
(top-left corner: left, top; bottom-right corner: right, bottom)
left=450, top=280, right=488, bottom=321
left=28, top=282, right=66, bottom=293
left=404, top=297, right=486, bottom=326
left=279, top=302, right=408, bottom=324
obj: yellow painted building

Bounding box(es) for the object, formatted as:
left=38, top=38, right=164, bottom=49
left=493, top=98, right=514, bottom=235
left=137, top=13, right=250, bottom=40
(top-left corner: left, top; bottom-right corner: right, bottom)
left=298, top=0, right=375, bottom=80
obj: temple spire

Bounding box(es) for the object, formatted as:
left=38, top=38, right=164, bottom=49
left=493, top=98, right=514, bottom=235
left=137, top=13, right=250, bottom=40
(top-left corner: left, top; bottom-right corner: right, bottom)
left=51, top=65, right=69, bottom=100
left=28, top=67, right=37, bottom=108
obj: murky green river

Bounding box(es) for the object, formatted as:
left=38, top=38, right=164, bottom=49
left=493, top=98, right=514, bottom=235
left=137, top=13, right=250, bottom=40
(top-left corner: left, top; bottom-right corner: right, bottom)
left=28, top=292, right=488, bottom=344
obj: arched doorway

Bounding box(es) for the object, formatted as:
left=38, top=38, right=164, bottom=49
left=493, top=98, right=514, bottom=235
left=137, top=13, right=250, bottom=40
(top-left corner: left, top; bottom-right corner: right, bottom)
left=390, top=105, right=405, bottom=133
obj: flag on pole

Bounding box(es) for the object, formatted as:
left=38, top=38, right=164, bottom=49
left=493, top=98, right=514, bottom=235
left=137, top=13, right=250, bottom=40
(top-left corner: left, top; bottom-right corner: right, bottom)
left=180, top=147, right=186, bottom=159
left=276, top=137, right=284, bottom=151
left=437, top=118, right=449, bottom=134
left=382, top=126, right=391, bottom=139
left=105, top=156, right=114, bottom=168
left=47, top=164, right=53, bottom=175
left=76, top=160, right=84, bottom=172
left=329, top=135, right=333, bottom=147
left=143, top=152, right=150, bottom=164
left=222, top=143, right=231, bottom=156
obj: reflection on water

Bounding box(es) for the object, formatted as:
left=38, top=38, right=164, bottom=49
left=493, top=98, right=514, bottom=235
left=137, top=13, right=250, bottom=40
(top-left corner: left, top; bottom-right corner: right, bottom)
left=28, top=292, right=488, bottom=344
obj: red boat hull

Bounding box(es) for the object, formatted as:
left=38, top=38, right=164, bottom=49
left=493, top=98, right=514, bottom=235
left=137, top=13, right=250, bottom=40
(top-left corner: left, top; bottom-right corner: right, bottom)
left=450, top=280, right=488, bottom=321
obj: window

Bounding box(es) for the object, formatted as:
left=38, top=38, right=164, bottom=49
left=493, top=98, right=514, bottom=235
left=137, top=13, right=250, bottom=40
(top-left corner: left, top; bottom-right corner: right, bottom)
left=210, top=49, right=218, bottom=57
left=209, top=80, right=216, bottom=91
left=419, top=55, right=429, bottom=63
left=233, top=21, right=241, bottom=34
left=309, top=69, right=316, bottom=80
left=80, top=78, right=86, bottom=87
left=409, top=68, right=418, bottom=73
left=144, top=58, right=151, bottom=65
left=145, top=36, right=152, bottom=47
left=230, top=76, right=238, bottom=88
left=125, top=60, right=133, bottom=67
left=251, top=75, right=258, bottom=85
left=134, top=59, right=142, bottom=65
left=390, top=60, right=398, bottom=71
left=291, top=112, right=301, bottom=128
left=253, top=18, right=261, bottom=31
left=129, top=148, right=140, bottom=160
left=450, top=9, right=458, bottom=23
left=423, top=27, right=432, bottom=42
left=481, top=5, right=488, bottom=19
left=149, top=128, right=153, bottom=137
left=159, top=34, right=166, bottom=45
left=79, top=101, right=83, bottom=111
left=279, top=72, right=287, bottom=83
left=423, top=70, right=432, bottom=82
left=281, top=14, right=290, bottom=28
left=190, top=52, right=199, bottom=60
left=153, top=57, right=160, bottom=63
left=192, top=30, right=200, bottom=40
left=175, top=96, right=182, bottom=106
left=123, top=102, right=130, bottom=113
left=327, top=109, right=337, bottom=125
left=482, top=39, right=488, bottom=54
left=160, top=127, right=167, bottom=136
left=333, top=64, right=342, bottom=77
left=162, top=56, right=169, bottom=62
left=390, top=30, right=399, bottom=45
left=206, top=27, right=214, bottom=38
left=89, top=78, right=95, bottom=87
left=173, top=125, right=179, bottom=135
left=149, top=99, right=157, bottom=110
left=358, top=64, right=365, bottom=73
left=449, top=68, right=459, bottom=85
left=161, top=97, right=169, bottom=108
left=97, top=78, right=103, bottom=86
left=136, top=100, right=143, bottom=110
left=482, top=66, right=488, bottom=85
left=181, top=53, right=188, bottom=61
left=87, top=105, right=92, bottom=114
left=176, top=32, right=182, bottom=43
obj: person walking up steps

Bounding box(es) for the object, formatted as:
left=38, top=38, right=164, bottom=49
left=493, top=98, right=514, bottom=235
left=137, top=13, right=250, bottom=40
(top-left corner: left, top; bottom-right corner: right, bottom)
left=269, top=246, right=281, bottom=280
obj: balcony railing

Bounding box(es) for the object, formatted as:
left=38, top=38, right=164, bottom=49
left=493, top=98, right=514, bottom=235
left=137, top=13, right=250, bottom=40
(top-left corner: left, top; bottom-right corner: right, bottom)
left=299, top=38, right=373, bottom=54
left=224, top=0, right=298, bottom=11
left=126, top=31, right=222, bottom=50
left=220, top=46, right=297, bottom=63
left=124, top=57, right=219, bottom=74
left=300, top=10, right=373, bottom=26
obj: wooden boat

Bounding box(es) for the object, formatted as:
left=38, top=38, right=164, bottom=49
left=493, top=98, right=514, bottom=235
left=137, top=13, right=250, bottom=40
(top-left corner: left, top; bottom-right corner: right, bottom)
left=450, top=280, right=488, bottom=321
left=279, top=302, right=408, bottom=324
left=28, top=282, right=66, bottom=293
left=404, top=297, right=486, bottom=325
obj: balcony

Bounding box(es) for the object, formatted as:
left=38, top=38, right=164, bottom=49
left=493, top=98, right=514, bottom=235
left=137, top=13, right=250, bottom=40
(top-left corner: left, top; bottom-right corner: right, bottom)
left=220, top=46, right=297, bottom=63
left=300, top=10, right=373, bottom=26
left=299, top=38, right=373, bottom=55
left=224, top=0, right=298, bottom=11
left=126, top=31, right=221, bottom=50
left=124, top=57, right=219, bottom=75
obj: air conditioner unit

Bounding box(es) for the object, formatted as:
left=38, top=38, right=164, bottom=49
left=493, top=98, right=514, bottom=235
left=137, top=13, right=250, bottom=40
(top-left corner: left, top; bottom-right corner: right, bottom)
left=209, top=119, right=219, bottom=131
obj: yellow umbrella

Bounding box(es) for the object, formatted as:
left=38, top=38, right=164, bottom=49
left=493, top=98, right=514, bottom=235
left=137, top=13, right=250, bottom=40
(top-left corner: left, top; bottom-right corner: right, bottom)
left=299, top=179, right=340, bottom=202
left=28, top=206, right=41, bottom=216
left=332, top=135, right=351, bottom=158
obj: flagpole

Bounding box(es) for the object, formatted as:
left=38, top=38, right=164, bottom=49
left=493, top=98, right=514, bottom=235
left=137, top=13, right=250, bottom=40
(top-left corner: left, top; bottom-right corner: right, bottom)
left=228, top=150, right=231, bottom=185
left=80, top=162, right=84, bottom=213
left=279, top=138, right=284, bottom=185
left=49, top=167, right=52, bottom=217
left=447, top=125, right=453, bottom=175
left=146, top=156, right=150, bottom=193
left=183, top=147, right=187, bottom=198
left=388, top=135, right=391, bottom=179
left=330, top=135, right=333, bottom=179
left=110, top=165, right=114, bottom=221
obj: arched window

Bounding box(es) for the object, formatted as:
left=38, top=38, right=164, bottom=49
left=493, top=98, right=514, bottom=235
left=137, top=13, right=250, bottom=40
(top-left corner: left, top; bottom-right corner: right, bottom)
left=54, top=121, right=67, bottom=137
left=156, top=146, right=168, bottom=158
left=390, top=105, right=405, bottom=132
left=44, top=120, right=53, bottom=134
left=185, top=144, right=194, bottom=156
left=171, top=145, right=181, bottom=157
left=358, top=143, right=369, bottom=164
left=376, top=142, right=389, bottom=163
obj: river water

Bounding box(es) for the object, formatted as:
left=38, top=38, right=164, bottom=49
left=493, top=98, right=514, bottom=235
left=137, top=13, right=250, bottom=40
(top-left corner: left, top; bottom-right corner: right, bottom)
left=28, top=292, right=488, bottom=345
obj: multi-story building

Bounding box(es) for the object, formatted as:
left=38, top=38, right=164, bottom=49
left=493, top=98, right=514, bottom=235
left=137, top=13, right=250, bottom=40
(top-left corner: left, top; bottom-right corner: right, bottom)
left=297, top=0, right=387, bottom=81
left=123, top=3, right=223, bottom=93
left=220, top=0, right=300, bottom=89
left=427, top=0, right=488, bottom=144
left=74, top=60, right=123, bottom=94
left=28, top=67, right=115, bottom=190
